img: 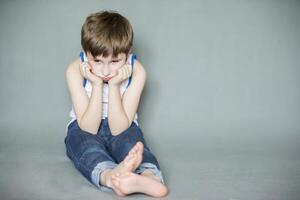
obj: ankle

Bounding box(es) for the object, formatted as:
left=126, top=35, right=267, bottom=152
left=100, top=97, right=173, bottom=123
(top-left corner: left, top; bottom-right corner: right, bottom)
left=100, top=169, right=112, bottom=187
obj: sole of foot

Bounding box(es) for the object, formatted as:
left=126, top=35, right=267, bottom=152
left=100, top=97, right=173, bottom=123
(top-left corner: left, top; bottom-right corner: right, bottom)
left=111, top=171, right=168, bottom=197
left=104, top=141, right=144, bottom=188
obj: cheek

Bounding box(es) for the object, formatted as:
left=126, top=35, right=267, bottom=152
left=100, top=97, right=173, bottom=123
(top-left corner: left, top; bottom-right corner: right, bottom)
left=110, top=66, right=121, bottom=75
left=91, top=65, right=101, bottom=72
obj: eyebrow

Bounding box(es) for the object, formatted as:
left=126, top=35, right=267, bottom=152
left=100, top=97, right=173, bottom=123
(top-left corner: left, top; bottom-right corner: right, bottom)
left=94, top=58, right=121, bottom=61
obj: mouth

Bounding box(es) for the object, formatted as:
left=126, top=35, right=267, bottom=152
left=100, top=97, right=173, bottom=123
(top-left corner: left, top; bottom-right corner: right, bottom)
left=95, top=74, right=111, bottom=81
left=102, top=77, right=111, bottom=81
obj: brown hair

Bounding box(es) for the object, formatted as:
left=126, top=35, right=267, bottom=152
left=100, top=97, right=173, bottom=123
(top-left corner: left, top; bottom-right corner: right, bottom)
left=81, top=10, right=134, bottom=58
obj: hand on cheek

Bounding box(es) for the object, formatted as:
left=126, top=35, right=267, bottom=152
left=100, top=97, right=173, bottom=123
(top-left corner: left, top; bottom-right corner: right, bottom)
left=80, top=62, right=103, bottom=86
left=108, top=64, right=132, bottom=86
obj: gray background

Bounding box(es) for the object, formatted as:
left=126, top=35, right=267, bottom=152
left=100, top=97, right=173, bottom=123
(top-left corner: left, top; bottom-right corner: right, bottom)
left=1, top=0, right=300, bottom=199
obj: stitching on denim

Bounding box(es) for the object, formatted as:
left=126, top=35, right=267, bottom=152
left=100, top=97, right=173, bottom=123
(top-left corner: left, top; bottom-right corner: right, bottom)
left=65, top=139, right=80, bottom=167
left=65, top=134, right=93, bottom=173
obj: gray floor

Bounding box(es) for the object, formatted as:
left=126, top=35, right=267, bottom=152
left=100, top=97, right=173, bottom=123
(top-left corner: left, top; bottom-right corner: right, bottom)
left=1, top=129, right=299, bottom=200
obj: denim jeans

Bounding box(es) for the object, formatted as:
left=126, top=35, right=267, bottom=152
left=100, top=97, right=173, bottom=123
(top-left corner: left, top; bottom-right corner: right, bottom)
left=64, top=118, right=165, bottom=192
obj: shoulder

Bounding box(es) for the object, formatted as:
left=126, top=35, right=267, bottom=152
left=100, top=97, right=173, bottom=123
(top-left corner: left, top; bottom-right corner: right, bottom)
left=132, top=59, right=147, bottom=81
left=66, top=58, right=81, bottom=75
left=65, top=58, right=85, bottom=90
left=126, top=59, right=146, bottom=92
left=65, top=58, right=83, bottom=83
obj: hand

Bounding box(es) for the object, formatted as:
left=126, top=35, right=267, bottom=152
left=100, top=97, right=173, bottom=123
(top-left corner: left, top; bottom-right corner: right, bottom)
left=108, top=63, right=132, bottom=87
left=79, top=62, right=103, bottom=86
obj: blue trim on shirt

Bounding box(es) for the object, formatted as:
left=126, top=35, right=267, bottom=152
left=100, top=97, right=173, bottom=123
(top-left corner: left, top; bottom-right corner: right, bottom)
left=79, top=52, right=87, bottom=87
left=80, top=51, right=84, bottom=62
left=127, top=54, right=137, bottom=88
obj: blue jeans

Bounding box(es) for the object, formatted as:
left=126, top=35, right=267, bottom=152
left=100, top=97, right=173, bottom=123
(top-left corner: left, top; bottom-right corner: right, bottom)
left=64, top=118, right=165, bottom=192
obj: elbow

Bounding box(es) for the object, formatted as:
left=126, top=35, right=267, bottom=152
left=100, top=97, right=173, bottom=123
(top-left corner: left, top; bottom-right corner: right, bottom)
left=110, top=127, right=128, bottom=136
left=82, top=127, right=98, bottom=135
left=110, top=129, right=121, bottom=136
left=78, top=120, right=98, bottom=135
left=85, top=129, right=98, bottom=135
left=109, top=119, right=131, bottom=136
left=110, top=125, right=130, bottom=136
left=80, top=127, right=98, bottom=135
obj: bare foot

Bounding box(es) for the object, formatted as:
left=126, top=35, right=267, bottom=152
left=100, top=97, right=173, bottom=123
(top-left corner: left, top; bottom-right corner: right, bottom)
left=102, top=142, right=144, bottom=189
left=111, top=171, right=168, bottom=197
left=114, top=141, right=144, bottom=173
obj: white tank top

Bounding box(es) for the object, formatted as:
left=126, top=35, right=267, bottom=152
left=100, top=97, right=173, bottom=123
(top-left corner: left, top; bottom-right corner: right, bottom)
left=65, top=52, right=139, bottom=132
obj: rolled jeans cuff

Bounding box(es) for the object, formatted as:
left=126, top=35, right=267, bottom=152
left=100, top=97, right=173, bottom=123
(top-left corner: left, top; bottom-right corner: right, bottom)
left=135, top=162, right=165, bottom=185
left=91, top=161, right=117, bottom=192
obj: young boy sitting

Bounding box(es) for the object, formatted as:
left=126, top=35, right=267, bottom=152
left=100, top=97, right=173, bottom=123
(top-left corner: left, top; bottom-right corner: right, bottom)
left=64, top=10, right=168, bottom=197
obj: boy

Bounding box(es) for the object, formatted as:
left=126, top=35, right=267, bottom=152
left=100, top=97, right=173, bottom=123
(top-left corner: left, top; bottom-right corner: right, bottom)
left=64, top=10, right=168, bottom=197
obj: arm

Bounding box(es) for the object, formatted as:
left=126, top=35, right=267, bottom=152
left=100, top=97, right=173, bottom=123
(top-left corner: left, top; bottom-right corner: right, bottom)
left=108, top=60, right=146, bottom=136
left=108, top=84, right=129, bottom=136
left=79, top=84, right=103, bottom=134
left=65, top=59, right=103, bottom=135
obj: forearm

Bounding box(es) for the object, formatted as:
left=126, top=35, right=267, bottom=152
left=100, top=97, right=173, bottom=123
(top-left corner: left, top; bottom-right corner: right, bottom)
left=108, top=84, right=130, bottom=136
left=79, top=84, right=103, bottom=135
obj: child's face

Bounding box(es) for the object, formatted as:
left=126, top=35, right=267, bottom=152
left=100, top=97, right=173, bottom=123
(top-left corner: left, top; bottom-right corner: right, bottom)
left=86, top=52, right=128, bottom=82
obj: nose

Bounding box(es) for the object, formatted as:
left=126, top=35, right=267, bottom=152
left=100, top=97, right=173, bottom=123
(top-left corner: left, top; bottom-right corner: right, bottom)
left=102, top=65, right=110, bottom=76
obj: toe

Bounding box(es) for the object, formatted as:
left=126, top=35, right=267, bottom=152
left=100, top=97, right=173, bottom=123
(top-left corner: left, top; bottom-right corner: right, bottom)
left=137, top=141, right=143, bottom=147
left=129, top=150, right=135, bottom=155
left=125, top=155, right=133, bottom=162
left=137, top=142, right=144, bottom=151
left=125, top=171, right=131, bottom=176
left=129, top=145, right=138, bottom=155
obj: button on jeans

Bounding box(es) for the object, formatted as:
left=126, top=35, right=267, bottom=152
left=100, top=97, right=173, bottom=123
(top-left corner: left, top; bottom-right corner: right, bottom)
left=64, top=118, right=165, bottom=192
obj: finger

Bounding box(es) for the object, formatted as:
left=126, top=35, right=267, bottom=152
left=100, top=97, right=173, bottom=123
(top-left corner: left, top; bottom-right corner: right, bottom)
left=82, top=64, right=86, bottom=77
left=118, top=67, right=123, bottom=78
left=121, top=67, right=125, bottom=79
left=86, top=68, right=92, bottom=78
left=85, top=65, right=92, bottom=74
left=84, top=65, right=96, bottom=80
left=79, top=63, right=84, bottom=74
left=122, top=67, right=127, bottom=79
left=128, top=64, right=132, bottom=77
left=126, top=65, right=131, bottom=78
left=118, top=68, right=123, bottom=80
left=122, top=65, right=128, bottom=78
left=86, top=66, right=97, bottom=79
left=80, top=62, right=89, bottom=77
left=124, top=65, right=129, bottom=78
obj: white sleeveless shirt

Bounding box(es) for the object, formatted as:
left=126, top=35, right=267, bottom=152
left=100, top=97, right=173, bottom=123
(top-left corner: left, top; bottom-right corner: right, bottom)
left=65, top=52, right=139, bottom=132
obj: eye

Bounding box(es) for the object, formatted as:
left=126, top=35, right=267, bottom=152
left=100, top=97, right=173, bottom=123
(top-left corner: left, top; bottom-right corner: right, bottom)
left=94, top=59, right=101, bottom=63
left=112, top=60, right=120, bottom=63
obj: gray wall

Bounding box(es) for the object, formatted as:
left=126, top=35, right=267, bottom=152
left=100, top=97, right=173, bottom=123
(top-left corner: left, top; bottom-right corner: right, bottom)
left=1, top=0, right=299, bottom=168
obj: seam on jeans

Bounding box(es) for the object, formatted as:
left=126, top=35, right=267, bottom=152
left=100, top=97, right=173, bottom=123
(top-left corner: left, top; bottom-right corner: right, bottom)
left=65, top=140, right=80, bottom=167
left=66, top=142, right=91, bottom=172
left=65, top=136, right=92, bottom=173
